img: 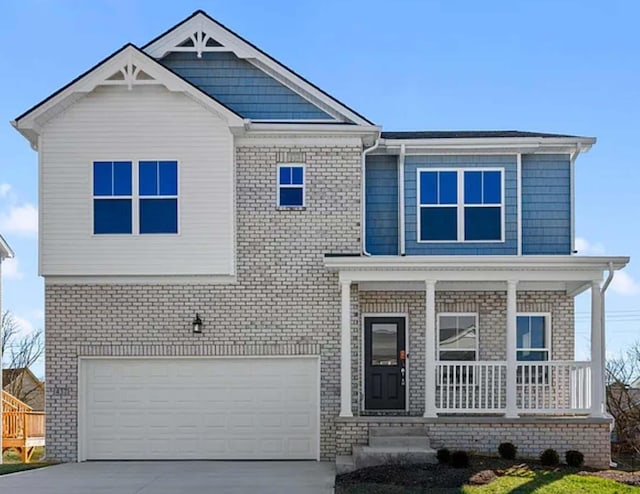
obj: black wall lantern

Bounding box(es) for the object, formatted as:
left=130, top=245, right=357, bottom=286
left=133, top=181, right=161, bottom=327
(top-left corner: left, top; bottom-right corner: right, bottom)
left=192, top=313, right=203, bottom=334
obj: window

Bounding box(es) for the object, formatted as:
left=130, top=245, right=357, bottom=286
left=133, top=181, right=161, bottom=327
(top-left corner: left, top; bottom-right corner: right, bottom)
left=139, top=161, right=178, bottom=234
left=517, top=314, right=550, bottom=361
left=277, top=165, right=304, bottom=207
left=92, top=160, right=178, bottom=235
left=438, top=314, right=478, bottom=361
left=93, top=161, right=132, bottom=234
left=418, top=168, right=503, bottom=242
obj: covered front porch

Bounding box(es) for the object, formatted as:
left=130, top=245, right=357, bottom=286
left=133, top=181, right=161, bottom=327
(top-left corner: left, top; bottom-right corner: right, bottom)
left=325, top=255, right=628, bottom=419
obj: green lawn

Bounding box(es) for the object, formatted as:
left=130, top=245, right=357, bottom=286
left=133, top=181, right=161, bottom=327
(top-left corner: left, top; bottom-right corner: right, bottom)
left=462, top=468, right=640, bottom=493
left=0, top=462, right=52, bottom=476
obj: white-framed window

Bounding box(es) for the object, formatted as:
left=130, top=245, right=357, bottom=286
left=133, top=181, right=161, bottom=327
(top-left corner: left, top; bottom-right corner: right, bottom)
left=92, top=160, right=178, bottom=235
left=277, top=164, right=305, bottom=207
left=417, top=168, right=504, bottom=242
left=437, top=313, right=478, bottom=361
left=516, top=313, right=551, bottom=361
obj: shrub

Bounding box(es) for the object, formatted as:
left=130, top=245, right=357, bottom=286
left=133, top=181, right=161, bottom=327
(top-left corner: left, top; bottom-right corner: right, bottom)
left=540, top=448, right=560, bottom=467
left=498, top=442, right=518, bottom=460
left=436, top=448, right=451, bottom=464
left=565, top=450, right=584, bottom=467
left=450, top=450, right=470, bottom=468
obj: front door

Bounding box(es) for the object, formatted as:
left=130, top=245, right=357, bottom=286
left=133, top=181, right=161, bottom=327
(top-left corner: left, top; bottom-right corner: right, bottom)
left=364, top=317, right=406, bottom=410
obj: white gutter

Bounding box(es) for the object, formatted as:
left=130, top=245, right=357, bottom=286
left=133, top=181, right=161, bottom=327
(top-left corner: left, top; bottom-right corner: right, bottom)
left=361, top=138, right=381, bottom=255
left=569, top=147, right=580, bottom=253
left=516, top=153, right=522, bottom=256
left=399, top=144, right=406, bottom=255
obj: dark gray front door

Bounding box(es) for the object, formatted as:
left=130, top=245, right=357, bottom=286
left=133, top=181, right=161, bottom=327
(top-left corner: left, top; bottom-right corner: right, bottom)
left=364, top=317, right=406, bottom=410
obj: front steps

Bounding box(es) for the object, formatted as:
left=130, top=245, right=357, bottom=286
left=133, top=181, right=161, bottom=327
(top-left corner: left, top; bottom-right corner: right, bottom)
left=336, top=426, right=437, bottom=474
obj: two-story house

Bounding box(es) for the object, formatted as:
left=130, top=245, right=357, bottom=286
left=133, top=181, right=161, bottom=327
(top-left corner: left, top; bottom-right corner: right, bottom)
left=12, top=10, right=628, bottom=468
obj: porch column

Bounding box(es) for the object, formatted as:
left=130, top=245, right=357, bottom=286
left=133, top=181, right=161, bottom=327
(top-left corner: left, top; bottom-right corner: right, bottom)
left=505, top=280, right=519, bottom=418
left=424, top=280, right=437, bottom=418
left=590, top=280, right=604, bottom=417
left=340, top=279, right=353, bottom=417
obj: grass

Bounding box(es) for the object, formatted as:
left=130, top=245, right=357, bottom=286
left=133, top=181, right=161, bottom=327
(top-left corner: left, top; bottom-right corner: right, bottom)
left=0, top=462, right=52, bottom=476
left=462, top=466, right=640, bottom=493
left=1, top=447, right=53, bottom=476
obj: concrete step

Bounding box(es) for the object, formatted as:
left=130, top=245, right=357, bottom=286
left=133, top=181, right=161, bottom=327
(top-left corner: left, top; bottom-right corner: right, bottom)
left=369, top=426, right=429, bottom=437
left=335, top=454, right=356, bottom=475
left=369, top=434, right=431, bottom=448
left=353, top=445, right=437, bottom=470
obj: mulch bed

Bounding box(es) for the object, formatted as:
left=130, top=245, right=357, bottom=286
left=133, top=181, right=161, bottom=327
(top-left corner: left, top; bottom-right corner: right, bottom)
left=336, top=457, right=640, bottom=490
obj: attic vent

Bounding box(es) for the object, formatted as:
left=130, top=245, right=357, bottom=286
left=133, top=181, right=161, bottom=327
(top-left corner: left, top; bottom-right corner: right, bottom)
left=172, top=31, right=227, bottom=58
left=102, top=61, right=158, bottom=90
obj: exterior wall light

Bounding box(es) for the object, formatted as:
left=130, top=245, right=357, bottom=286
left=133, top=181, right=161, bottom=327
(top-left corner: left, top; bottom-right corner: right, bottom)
left=192, top=313, right=203, bottom=334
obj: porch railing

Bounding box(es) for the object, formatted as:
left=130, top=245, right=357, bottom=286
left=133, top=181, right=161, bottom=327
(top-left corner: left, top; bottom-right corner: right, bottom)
left=435, top=361, right=591, bottom=414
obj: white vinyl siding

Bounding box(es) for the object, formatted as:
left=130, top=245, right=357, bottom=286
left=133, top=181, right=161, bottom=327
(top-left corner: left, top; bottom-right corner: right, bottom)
left=39, top=85, right=234, bottom=276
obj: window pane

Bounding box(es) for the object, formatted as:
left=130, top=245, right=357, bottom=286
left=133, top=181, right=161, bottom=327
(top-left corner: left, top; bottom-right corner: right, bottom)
left=140, top=198, right=178, bottom=234
left=439, top=315, right=476, bottom=352
left=419, top=171, right=437, bottom=204
left=516, top=316, right=529, bottom=348
left=113, top=162, right=132, bottom=196
left=371, top=323, right=397, bottom=366
left=464, top=206, right=501, bottom=240
left=291, top=166, right=304, bottom=185
left=159, top=161, right=178, bottom=195
left=464, top=171, right=482, bottom=204
left=139, top=161, right=158, bottom=196
left=279, top=166, right=291, bottom=185
left=483, top=171, right=501, bottom=204
left=439, top=351, right=476, bottom=361
left=93, top=162, right=112, bottom=196
left=517, top=350, right=548, bottom=361
left=279, top=187, right=303, bottom=206
left=420, top=207, right=457, bottom=241
left=439, top=171, right=457, bottom=204
left=530, top=316, right=545, bottom=348
left=94, top=199, right=132, bottom=234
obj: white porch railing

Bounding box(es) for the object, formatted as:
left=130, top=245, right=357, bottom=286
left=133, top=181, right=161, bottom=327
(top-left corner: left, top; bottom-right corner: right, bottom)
left=435, top=361, right=591, bottom=414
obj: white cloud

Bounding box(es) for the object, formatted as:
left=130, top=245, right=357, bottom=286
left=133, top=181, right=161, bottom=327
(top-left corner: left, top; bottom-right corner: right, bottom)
left=0, top=203, right=38, bottom=236
left=12, top=314, right=35, bottom=337
left=1, top=257, right=23, bottom=280
left=575, top=236, right=606, bottom=256
left=0, top=183, right=11, bottom=198
left=610, top=271, right=640, bottom=296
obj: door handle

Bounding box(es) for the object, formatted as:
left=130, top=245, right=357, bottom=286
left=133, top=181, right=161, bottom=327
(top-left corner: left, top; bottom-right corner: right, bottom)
left=400, top=367, right=406, bottom=386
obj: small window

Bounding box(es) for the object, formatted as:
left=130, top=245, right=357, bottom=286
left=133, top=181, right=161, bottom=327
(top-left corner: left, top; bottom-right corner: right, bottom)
left=139, top=161, right=178, bottom=234
left=463, top=170, right=501, bottom=241
left=277, top=165, right=305, bottom=207
left=419, top=171, right=457, bottom=241
left=371, top=323, right=398, bottom=366
left=517, top=315, right=550, bottom=361
left=93, top=161, right=132, bottom=234
left=438, top=314, right=478, bottom=361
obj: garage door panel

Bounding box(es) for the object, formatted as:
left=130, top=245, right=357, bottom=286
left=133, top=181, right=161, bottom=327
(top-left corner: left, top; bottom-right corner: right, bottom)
left=81, top=357, right=318, bottom=460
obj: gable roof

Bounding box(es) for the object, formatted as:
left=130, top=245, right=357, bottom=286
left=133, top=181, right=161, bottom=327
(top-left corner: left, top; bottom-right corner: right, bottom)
left=142, top=10, right=374, bottom=126
left=13, top=43, right=245, bottom=148
left=0, top=233, right=14, bottom=260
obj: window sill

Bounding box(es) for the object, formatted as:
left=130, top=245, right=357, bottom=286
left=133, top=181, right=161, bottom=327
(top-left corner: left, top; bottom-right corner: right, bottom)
left=276, top=206, right=307, bottom=211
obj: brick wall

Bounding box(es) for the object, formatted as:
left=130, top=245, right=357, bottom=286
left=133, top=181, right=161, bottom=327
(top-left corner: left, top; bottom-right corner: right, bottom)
left=336, top=418, right=611, bottom=468
left=45, top=143, right=362, bottom=462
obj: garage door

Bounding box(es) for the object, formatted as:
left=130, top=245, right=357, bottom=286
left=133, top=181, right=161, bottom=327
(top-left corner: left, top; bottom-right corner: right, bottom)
left=79, top=357, right=319, bottom=460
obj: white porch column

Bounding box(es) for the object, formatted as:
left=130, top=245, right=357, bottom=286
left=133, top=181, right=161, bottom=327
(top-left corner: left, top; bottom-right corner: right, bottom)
left=590, top=280, right=604, bottom=417
left=424, top=280, right=437, bottom=418
left=340, top=279, right=353, bottom=417
left=505, top=280, right=519, bottom=418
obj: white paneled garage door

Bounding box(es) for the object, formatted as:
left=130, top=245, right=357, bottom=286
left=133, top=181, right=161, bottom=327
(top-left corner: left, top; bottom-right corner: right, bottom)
left=79, top=357, right=319, bottom=460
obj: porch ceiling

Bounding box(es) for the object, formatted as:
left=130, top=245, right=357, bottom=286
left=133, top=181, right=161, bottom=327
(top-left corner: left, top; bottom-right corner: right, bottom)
left=324, top=255, right=629, bottom=296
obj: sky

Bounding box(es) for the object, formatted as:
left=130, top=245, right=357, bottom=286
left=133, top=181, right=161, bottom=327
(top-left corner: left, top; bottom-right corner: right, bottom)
left=1, top=0, right=639, bottom=378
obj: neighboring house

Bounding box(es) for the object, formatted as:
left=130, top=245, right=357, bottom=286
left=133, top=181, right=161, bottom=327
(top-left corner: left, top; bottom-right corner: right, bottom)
left=11, top=10, right=629, bottom=468
left=2, top=368, right=45, bottom=411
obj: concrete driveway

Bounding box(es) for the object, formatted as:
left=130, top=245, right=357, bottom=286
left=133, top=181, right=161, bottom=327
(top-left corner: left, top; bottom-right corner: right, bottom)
left=0, top=461, right=336, bottom=493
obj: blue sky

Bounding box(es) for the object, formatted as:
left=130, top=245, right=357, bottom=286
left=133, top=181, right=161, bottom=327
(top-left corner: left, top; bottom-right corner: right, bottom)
left=1, top=1, right=639, bottom=377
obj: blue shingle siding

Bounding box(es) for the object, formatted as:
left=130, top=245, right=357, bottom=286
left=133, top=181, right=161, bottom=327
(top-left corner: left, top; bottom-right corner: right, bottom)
left=365, top=155, right=398, bottom=255
left=521, top=154, right=571, bottom=255
left=404, top=155, right=518, bottom=255
left=160, top=52, right=334, bottom=120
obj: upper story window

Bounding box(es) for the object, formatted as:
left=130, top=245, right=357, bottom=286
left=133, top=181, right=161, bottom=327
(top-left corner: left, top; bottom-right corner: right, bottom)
left=437, top=313, right=478, bottom=361
left=418, top=168, right=503, bottom=242
left=139, top=161, right=178, bottom=234
left=93, top=161, right=132, bottom=234
left=93, top=160, right=178, bottom=235
left=277, top=165, right=305, bottom=207
left=517, top=314, right=550, bottom=361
